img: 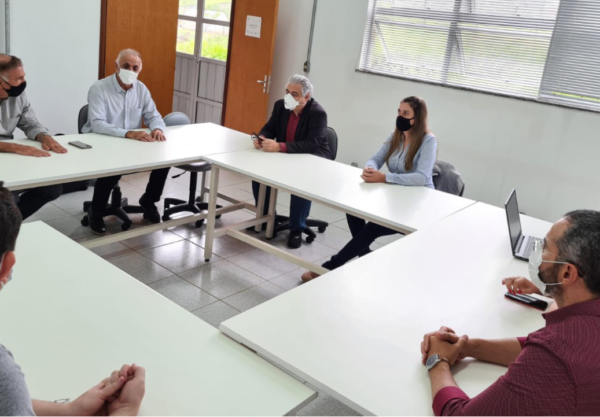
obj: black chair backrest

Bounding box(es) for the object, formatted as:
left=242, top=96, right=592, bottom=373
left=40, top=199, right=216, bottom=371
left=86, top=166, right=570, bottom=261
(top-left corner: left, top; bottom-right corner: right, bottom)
left=433, top=160, right=465, bottom=197
left=326, top=127, right=338, bottom=160
left=78, top=105, right=89, bottom=134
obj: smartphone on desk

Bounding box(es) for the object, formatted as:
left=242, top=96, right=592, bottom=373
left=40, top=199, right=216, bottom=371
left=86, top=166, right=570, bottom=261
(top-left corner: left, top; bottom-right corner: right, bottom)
left=68, top=141, right=92, bottom=150
left=505, top=292, right=548, bottom=311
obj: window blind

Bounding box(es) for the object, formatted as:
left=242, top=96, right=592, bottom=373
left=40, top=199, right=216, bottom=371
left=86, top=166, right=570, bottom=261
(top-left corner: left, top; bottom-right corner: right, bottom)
left=539, top=1, right=600, bottom=110
left=359, top=0, right=560, bottom=99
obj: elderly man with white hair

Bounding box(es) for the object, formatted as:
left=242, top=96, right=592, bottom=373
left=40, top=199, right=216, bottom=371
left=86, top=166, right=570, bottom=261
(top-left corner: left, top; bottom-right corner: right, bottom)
left=82, top=48, right=168, bottom=235
left=252, top=74, right=331, bottom=249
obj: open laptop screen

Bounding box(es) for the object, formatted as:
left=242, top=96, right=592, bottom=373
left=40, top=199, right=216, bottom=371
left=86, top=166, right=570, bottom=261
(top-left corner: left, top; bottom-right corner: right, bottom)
left=505, top=189, right=522, bottom=253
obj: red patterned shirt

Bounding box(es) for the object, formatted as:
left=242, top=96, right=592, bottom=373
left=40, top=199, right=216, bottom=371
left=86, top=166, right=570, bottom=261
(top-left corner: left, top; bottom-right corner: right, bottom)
left=434, top=299, right=600, bottom=416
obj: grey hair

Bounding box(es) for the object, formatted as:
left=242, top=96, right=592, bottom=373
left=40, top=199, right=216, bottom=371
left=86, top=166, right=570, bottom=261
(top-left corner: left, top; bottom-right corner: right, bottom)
left=556, top=210, right=600, bottom=297
left=115, top=48, right=142, bottom=65
left=287, top=74, right=313, bottom=97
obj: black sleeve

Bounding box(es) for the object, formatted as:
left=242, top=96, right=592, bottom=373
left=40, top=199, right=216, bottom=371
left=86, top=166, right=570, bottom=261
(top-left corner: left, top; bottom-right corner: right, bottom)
left=284, top=108, right=328, bottom=154
left=259, top=101, right=280, bottom=139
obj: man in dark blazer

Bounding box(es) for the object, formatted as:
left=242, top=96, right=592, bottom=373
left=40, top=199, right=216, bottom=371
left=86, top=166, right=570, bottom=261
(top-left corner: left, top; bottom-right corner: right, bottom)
left=252, top=74, right=331, bottom=249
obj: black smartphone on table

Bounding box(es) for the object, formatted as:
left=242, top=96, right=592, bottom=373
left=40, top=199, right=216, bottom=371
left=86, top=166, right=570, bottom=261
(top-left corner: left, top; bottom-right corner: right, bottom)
left=505, top=292, right=548, bottom=311
left=68, top=141, right=92, bottom=150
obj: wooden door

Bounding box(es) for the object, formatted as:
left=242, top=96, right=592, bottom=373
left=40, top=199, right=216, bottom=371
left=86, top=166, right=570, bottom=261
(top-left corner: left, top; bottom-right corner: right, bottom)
left=223, top=0, right=279, bottom=134
left=101, top=0, right=178, bottom=117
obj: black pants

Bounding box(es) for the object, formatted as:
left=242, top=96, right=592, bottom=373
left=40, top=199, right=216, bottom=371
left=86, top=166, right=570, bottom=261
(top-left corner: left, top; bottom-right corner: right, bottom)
left=252, top=181, right=312, bottom=232
left=91, top=168, right=170, bottom=212
left=322, top=214, right=398, bottom=270
left=13, top=184, right=63, bottom=220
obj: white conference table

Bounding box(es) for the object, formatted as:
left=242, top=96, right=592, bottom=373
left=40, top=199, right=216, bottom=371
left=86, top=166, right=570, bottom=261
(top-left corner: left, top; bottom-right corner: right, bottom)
left=202, top=150, right=476, bottom=273
left=220, top=202, right=553, bottom=415
left=0, top=222, right=315, bottom=416
left=1, top=123, right=253, bottom=191
left=1, top=123, right=255, bottom=248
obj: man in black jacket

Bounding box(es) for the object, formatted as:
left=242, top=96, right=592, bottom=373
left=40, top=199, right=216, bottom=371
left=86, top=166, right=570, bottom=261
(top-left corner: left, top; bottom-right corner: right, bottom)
left=252, top=74, right=331, bottom=249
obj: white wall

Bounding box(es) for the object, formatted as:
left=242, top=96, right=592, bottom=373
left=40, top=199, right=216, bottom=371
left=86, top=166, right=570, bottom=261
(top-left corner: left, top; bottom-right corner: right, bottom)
left=267, top=0, right=314, bottom=115
left=270, top=0, right=600, bottom=222
left=11, top=0, right=100, bottom=136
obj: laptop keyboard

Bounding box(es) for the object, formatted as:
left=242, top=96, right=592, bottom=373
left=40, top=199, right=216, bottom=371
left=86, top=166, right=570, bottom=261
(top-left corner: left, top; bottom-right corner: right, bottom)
left=522, top=238, right=536, bottom=258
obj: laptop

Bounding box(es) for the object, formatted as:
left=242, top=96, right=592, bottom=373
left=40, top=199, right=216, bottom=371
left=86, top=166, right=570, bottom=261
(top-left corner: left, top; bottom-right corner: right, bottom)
left=505, top=189, right=542, bottom=261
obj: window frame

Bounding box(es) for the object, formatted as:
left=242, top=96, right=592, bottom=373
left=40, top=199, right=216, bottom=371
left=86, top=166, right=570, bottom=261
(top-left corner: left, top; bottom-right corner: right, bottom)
left=358, top=0, right=600, bottom=113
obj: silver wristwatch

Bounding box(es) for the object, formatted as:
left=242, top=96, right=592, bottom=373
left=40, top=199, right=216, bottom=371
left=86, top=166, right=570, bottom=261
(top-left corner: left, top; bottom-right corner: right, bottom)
left=425, top=354, right=450, bottom=371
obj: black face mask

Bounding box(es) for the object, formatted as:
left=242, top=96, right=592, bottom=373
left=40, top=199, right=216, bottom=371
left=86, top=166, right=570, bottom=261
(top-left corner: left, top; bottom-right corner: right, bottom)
left=396, top=115, right=414, bottom=132
left=3, top=81, right=26, bottom=97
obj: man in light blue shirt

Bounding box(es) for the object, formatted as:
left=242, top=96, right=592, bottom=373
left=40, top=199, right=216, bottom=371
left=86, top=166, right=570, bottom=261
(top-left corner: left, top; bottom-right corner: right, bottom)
left=82, top=49, right=169, bottom=235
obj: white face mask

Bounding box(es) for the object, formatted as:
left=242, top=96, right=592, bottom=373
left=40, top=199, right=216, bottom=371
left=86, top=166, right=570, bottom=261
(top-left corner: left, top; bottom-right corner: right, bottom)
left=0, top=253, right=13, bottom=290
left=528, top=240, right=567, bottom=292
left=118, top=68, right=138, bottom=85
left=283, top=93, right=299, bottom=110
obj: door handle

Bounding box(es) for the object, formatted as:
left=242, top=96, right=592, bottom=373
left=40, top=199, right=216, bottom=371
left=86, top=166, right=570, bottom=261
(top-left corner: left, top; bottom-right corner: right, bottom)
left=257, top=75, right=267, bottom=93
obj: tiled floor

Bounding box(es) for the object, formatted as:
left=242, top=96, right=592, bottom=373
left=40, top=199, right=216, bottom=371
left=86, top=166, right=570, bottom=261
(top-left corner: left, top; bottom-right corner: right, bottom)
left=24, top=170, right=404, bottom=416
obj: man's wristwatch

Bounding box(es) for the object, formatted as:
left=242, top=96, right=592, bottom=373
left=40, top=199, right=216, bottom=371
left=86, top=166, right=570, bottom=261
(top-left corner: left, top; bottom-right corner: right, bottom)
left=426, top=354, right=450, bottom=371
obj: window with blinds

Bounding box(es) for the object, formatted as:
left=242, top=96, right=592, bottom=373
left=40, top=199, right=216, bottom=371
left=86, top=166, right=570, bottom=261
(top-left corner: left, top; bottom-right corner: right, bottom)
left=359, top=0, right=600, bottom=112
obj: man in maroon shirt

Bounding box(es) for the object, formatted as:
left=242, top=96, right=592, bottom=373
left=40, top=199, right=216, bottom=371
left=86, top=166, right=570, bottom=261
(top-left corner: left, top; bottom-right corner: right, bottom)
left=251, top=74, right=331, bottom=249
left=421, top=210, right=600, bottom=416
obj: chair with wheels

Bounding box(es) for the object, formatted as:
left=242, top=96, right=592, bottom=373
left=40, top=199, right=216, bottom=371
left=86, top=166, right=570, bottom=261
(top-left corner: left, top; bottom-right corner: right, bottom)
left=269, top=127, right=338, bottom=243
left=78, top=104, right=144, bottom=231
left=161, top=112, right=221, bottom=228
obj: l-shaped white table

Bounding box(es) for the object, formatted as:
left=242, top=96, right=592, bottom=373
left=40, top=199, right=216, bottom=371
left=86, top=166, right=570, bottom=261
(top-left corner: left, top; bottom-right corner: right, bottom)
left=0, top=222, right=315, bottom=416
left=202, top=149, right=476, bottom=274
left=219, top=202, right=553, bottom=415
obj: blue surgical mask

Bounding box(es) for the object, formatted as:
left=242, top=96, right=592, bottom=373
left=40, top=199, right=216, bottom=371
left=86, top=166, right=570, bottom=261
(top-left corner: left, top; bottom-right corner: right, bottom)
left=528, top=240, right=566, bottom=292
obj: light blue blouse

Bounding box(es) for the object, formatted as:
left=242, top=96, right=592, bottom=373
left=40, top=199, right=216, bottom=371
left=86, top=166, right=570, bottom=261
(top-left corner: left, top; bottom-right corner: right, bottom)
left=365, top=131, right=437, bottom=189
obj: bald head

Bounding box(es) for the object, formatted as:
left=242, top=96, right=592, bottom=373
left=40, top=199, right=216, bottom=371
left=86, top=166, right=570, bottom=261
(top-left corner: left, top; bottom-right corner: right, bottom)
left=0, top=55, right=23, bottom=78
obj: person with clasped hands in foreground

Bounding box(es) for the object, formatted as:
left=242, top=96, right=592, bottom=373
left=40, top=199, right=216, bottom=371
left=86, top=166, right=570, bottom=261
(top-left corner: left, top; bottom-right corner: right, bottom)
left=421, top=210, right=600, bottom=415
left=0, top=182, right=146, bottom=416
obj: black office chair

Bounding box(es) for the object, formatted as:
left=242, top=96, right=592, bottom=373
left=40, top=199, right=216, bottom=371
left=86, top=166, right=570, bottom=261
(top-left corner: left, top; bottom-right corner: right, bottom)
left=160, top=112, right=222, bottom=228
left=432, top=160, right=465, bottom=197
left=78, top=105, right=144, bottom=231
left=269, top=127, right=338, bottom=243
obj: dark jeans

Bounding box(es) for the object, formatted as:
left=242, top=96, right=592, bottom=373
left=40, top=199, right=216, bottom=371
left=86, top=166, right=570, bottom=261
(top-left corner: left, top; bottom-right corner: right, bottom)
left=13, top=184, right=63, bottom=220
left=91, top=168, right=170, bottom=212
left=252, top=181, right=312, bottom=232
left=322, top=214, right=398, bottom=270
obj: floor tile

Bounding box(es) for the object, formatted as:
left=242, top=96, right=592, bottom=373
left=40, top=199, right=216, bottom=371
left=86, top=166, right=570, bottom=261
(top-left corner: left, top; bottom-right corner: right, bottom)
left=228, top=248, right=299, bottom=280
left=308, top=224, right=352, bottom=251
left=121, top=230, right=183, bottom=251
left=218, top=185, right=254, bottom=202
left=214, top=208, right=256, bottom=228
left=270, top=269, right=304, bottom=291
left=309, top=203, right=347, bottom=223
left=167, top=223, right=206, bottom=239
left=234, top=181, right=253, bottom=193
left=51, top=188, right=94, bottom=216
left=192, top=301, right=241, bottom=329
left=91, top=242, right=135, bottom=260
left=296, top=389, right=361, bottom=416
left=45, top=216, right=95, bottom=240
left=140, top=240, right=218, bottom=274
left=23, top=203, right=71, bottom=223
left=109, top=253, right=173, bottom=285
left=149, top=275, right=217, bottom=311
left=332, top=219, right=350, bottom=232
left=180, top=260, right=264, bottom=299
left=190, top=234, right=255, bottom=259
left=222, top=282, right=285, bottom=312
